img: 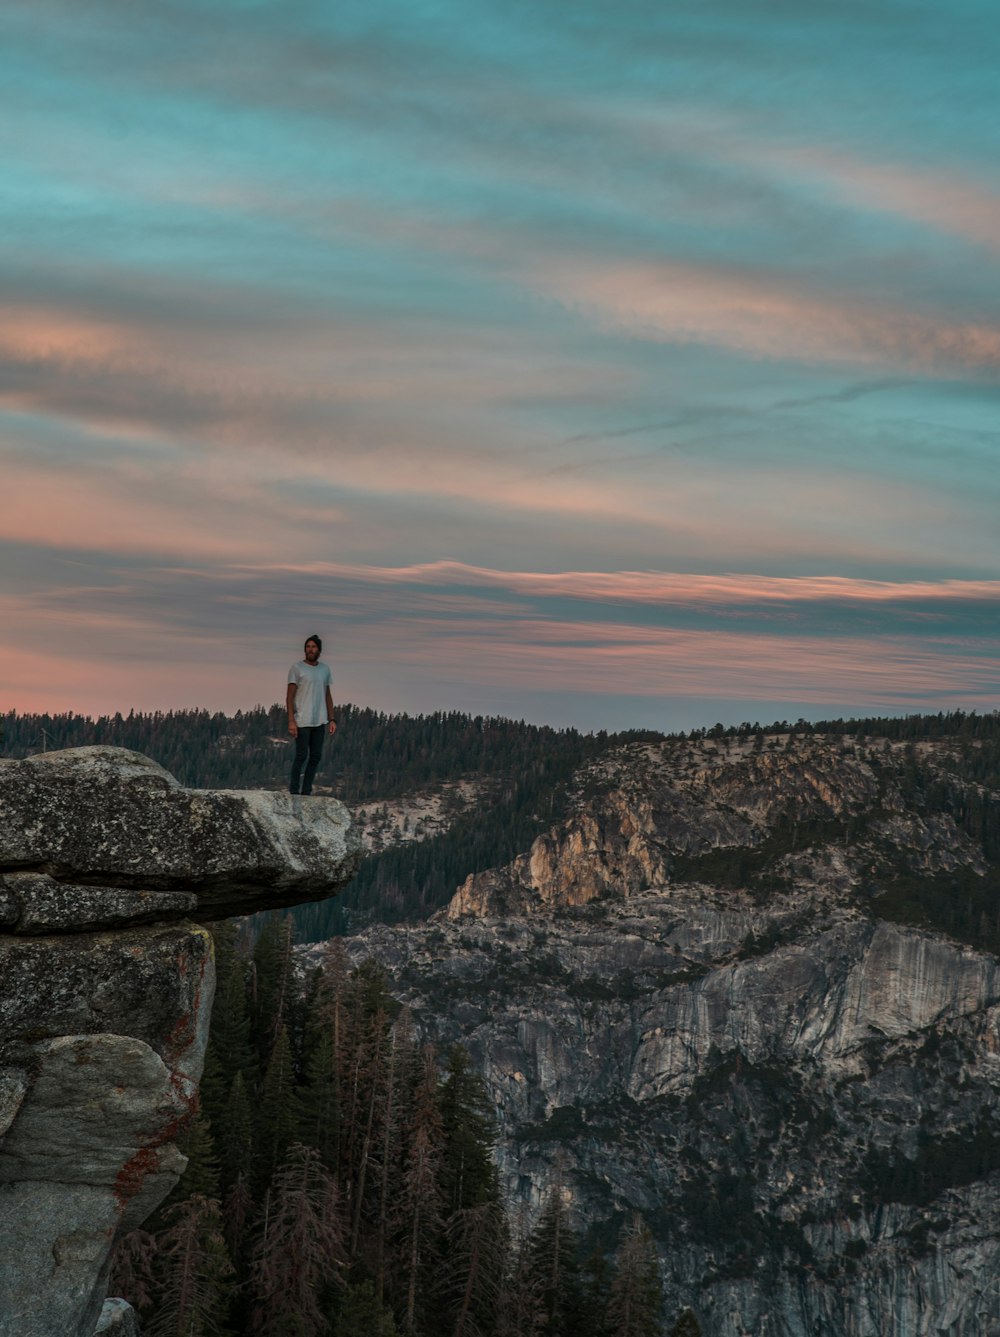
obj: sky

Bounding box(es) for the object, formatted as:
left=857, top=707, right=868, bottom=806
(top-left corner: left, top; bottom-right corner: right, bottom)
left=3, top=0, right=1000, bottom=733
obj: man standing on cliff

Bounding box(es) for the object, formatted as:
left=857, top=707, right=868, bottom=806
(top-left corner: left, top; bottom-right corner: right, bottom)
left=287, top=635, right=337, bottom=795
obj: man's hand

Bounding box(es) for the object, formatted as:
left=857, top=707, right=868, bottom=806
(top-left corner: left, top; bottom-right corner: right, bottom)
left=288, top=720, right=298, bottom=738
left=328, top=720, right=337, bottom=736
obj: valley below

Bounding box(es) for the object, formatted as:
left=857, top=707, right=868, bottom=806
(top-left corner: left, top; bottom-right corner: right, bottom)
left=320, top=730, right=1000, bottom=1336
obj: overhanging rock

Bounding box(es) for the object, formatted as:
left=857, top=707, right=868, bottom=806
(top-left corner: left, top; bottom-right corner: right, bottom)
left=0, top=745, right=362, bottom=920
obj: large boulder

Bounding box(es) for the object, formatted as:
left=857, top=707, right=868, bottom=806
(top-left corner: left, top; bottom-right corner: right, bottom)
left=94, top=1301, right=140, bottom=1336
left=0, top=747, right=360, bottom=1337
left=0, top=746, right=362, bottom=919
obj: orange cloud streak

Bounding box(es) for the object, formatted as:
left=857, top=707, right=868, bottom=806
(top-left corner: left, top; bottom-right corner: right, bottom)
left=0, top=305, right=130, bottom=362
left=246, top=561, right=1000, bottom=608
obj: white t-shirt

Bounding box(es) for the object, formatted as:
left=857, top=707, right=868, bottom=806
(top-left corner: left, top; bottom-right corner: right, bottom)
left=288, top=660, right=332, bottom=727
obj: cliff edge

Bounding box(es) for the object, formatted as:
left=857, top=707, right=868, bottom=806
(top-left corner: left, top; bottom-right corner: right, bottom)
left=0, top=747, right=361, bottom=1337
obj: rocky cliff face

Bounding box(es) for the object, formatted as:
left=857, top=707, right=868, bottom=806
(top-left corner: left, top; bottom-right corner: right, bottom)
left=329, top=734, right=1000, bottom=1337
left=0, top=747, right=360, bottom=1337
left=448, top=735, right=981, bottom=920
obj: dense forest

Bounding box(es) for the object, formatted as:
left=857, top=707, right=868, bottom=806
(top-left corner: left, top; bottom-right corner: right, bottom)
left=110, top=919, right=700, bottom=1337
left=0, top=703, right=630, bottom=797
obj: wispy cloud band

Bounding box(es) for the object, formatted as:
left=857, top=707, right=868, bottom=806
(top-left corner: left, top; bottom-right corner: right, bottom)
left=245, top=561, right=1000, bottom=609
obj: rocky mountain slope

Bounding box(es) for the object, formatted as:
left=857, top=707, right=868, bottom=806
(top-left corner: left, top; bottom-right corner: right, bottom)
left=327, top=732, right=1000, bottom=1337
left=351, top=777, right=485, bottom=853
left=0, top=747, right=360, bottom=1337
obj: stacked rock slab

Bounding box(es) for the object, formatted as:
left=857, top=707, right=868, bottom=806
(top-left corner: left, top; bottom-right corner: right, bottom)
left=0, top=747, right=361, bottom=1337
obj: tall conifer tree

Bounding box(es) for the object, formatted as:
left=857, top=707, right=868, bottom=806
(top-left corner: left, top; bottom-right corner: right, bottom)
left=145, top=1196, right=233, bottom=1337
left=396, top=1048, right=444, bottom=1334
left=248, top=1144, right=344, bottom=1337
left=523, top=1183, right=583, bottom=1337
left=439, top=1046, right=499, bottom=1213
left=606, top=1216, right=662, bottom=1337
left=334, top=1279, right=400, bottom=1337
left=257, top=1025, right=299, bottom=1187
left=438, top=1200, right=510, bottom=1337
left=218, top=1070, right=255, bottom=1192
left=251, top=915, right=296, bottom=1066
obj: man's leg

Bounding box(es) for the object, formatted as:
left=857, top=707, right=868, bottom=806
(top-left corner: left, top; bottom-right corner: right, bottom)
left=289, top=728, right=311, bottom=794
left=301, top=726, right=325, bottom=795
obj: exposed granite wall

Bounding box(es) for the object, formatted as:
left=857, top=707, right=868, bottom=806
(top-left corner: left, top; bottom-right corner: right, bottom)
left=331, top=737, right=1000, bottom=1337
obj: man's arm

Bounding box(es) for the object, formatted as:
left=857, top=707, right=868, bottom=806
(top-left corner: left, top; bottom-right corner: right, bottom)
left=325, top=685, right=337, bottom=736
left=286, top=682, right=298, bottom=737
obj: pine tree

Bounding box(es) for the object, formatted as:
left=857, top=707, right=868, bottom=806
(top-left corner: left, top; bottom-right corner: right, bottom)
left=222, top=1170, right=255, bottom=1274
left=523, top=1184, right=582, bottom=1337
left=108, top=1228, right=157, bottom=1313
left=174, top=1114, right=221, bottom=1201
left=251, top=914, right=297, bottom=1066
left=145, top=1195, right=233, bottom=1337
left=373, top=1009, right=415, bottom=1302
left=606, top=1216, right=662, bottom=1337
left=396, top=1048, right=444, bottom=1334
left=296, top=1007, right=341, bottom=1169
left=200, top=920, right=255, bottom=1126
left=499, top=1228, right=544, bottom=1337
left=439, top=1046, right=499, bottom=1214
left=341, top=960, right=397, bottom=1258
left=334, top=1279, right=400, bottom=1337
left=257, top=1026, right=299, bottom=1187
left=437, top=1200, right=510, bottom=1337
left=248, top=1143, right=344, bottom=1337
left=218, top=1071, right=255, bottom=1192
left=578, top=1249, right=613, bottom=1337
left=430, top=1046, right=509, bottom=1336
left=307, top=937, right=353, bottom=1173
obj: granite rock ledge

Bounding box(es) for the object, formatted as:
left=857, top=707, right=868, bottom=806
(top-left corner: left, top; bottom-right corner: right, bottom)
left=0, top=746, right=361, bottom=1337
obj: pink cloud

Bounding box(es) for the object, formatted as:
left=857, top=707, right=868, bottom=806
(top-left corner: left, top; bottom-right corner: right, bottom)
left=0, top=458, right=296, bottom=560
left=0, top=304, right=130, bottom=362
left=534, top=257, right=1000, bottom=374
left=762, top=147, right=1000, bottom=258
left=0, top=639, right=268, bottom=718
left=622, top=106, right=1000, bottom=259
left=0, top=287, right=625, bottom=452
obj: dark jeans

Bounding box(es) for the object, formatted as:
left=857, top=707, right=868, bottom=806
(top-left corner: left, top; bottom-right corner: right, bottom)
left=290, top=725, right=325, bottom=794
